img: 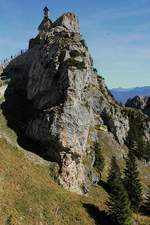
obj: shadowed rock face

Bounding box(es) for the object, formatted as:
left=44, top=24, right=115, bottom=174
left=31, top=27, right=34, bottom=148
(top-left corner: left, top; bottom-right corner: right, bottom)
left=2, top=12, right=150, bottom=193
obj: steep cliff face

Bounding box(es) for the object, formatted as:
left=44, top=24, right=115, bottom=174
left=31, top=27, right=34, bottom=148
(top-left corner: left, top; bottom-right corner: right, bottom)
left=3, top=12, right=150, bottom=193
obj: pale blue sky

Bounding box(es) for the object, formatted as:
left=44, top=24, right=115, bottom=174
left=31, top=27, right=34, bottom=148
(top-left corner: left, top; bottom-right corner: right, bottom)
left=0, top=0, right=150, bottom=88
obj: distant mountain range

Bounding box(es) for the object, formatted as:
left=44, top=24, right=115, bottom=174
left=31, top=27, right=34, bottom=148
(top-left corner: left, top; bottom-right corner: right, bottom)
left=111, top=86, right=150, bottom=104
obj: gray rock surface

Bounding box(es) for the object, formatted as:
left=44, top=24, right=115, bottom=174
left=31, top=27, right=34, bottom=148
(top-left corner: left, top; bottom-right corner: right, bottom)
left=0, top=64, right=5, bottom=75
left=126, top=96, right=150, bottom=116
left=53, top=12, right=80, bottom=33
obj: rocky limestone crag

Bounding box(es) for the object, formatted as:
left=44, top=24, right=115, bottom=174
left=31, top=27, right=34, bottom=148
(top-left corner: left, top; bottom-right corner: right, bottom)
left=2, top=9, right=150, bottom=193
left=0, top=64, right=5, bottom=76
left=53, top=12, right=80, bottom=33
left=126, top=96, right=150, bottom=116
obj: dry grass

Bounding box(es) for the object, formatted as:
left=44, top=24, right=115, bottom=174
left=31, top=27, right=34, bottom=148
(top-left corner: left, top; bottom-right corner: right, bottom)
left=0, top=138, right=109, bottom=225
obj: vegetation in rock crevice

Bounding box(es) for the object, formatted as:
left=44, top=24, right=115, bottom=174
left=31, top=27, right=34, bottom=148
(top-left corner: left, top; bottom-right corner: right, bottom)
left=66, top=58, right=86, bottom=70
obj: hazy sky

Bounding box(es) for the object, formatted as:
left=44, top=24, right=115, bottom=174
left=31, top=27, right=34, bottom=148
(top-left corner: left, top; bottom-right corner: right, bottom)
left=0, top=0, right=150, bottom=88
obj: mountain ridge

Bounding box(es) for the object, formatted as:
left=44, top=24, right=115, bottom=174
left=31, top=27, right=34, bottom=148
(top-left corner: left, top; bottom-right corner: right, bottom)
left=111, top=86, right=150, bottom=104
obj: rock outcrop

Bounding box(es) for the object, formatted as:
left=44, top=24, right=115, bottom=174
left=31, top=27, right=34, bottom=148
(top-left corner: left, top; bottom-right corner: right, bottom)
left=2, top=10, right=150, bottom=193
left=126, top=96, right=150, bottom=116
left=53, top=12, right=80, bottom=33
left=0, top=64, right=5, bottom=76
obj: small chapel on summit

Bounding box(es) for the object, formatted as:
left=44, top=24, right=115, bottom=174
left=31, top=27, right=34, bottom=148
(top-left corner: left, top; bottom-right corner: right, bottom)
left=38, top=6, right=52, bottom=35
left=29, top=7, right=80, bottom=49
left=43, top=6, right=49, bottom=19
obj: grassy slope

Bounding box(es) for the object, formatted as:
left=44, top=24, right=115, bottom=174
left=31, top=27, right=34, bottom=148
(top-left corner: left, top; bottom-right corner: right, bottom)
left=0, top=99, right=149, bottom=225
left=0, top=138, right=109, bottom=225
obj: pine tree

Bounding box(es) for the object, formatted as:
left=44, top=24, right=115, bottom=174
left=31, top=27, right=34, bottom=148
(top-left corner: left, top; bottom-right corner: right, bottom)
left=107, top=156, right=121, bottom=191
left=145, top=187, right=150, bottom=213
left=126, top=121, right=146, bottom=160
left=107, top=159, right=132, bottom=225
left=93, top=142, right=105, bottom=174
left=143, top=142, right=150, bottom=162
left=123, top=150, right=142, bottom=212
